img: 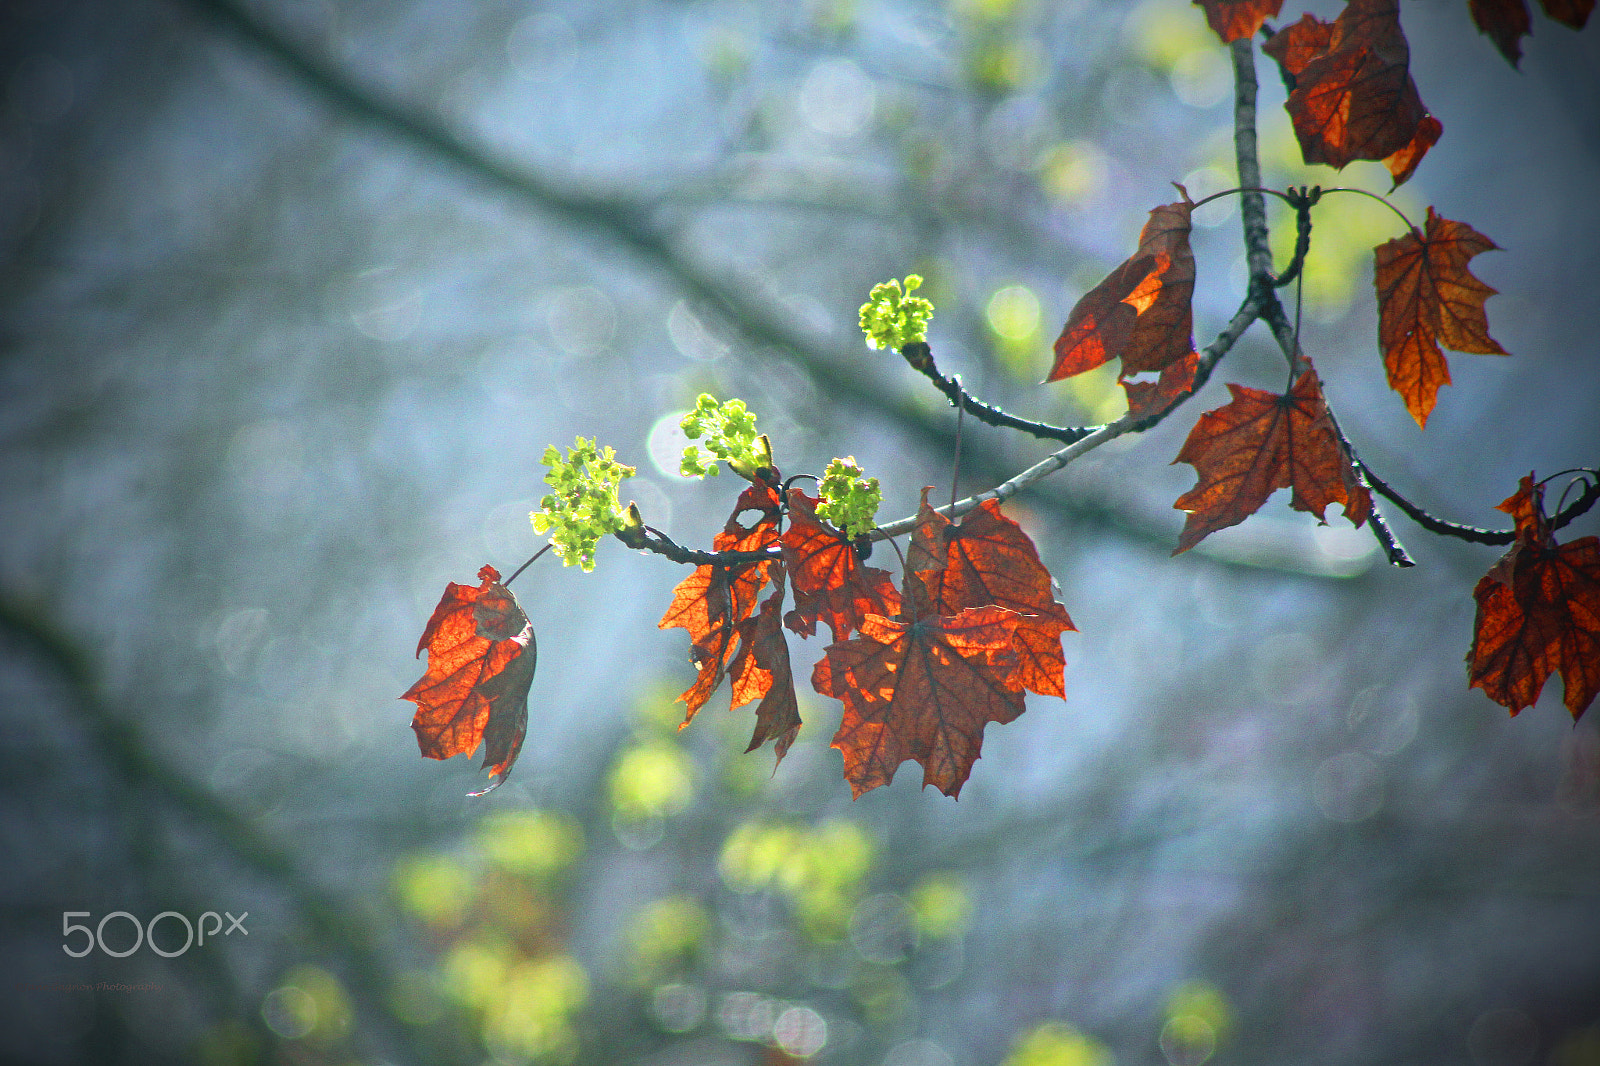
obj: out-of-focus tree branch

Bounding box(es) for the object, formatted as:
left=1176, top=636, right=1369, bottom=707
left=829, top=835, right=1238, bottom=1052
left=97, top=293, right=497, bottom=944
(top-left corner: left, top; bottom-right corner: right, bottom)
left=172, top=0, right=1368, bottom=577
left=0, top=593, right=460, bottom=1066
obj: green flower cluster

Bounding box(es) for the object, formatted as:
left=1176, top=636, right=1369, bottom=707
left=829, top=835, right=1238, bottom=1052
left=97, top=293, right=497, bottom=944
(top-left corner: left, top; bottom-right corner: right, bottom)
left=531, top=437, right=636, bottom=572
left=859, top=274, right=934, bottom=351
left=817, top=457, right=881, bottom=539
left=679, top=394, right=770, bottom=479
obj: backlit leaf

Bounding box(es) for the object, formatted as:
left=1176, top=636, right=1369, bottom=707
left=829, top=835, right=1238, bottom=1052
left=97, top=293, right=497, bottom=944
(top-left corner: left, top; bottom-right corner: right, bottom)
left=781, top=488, right=899, bottom=641
left=1469, top=475, right=1600, bottom=720
left=815, top=607, right=1024, bottom=799
left=910, top=490, right=1075, bottom=700
left=1270, top=0, right=1439, bottom=185
left=403, top=565, right=536, bottom=795
left=1172, top=367, right=1372, bottom=553
left=1047, top=193, right=1197, bottom=384
left=1373, top=207, right=1506, bottom=427
left=659, top=480, right=782, bottom=723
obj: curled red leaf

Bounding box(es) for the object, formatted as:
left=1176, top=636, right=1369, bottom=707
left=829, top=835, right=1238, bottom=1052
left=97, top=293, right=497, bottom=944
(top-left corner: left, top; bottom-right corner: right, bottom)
left=1468, top=475, right=1600, bottom=720
left=1270, top=0, right=1439, bottom=185
left=659, top=480, right=782, bottom=724
left=403, top=565, right=536, bottom=795
left=1048, top=193, right=1197, bottom=384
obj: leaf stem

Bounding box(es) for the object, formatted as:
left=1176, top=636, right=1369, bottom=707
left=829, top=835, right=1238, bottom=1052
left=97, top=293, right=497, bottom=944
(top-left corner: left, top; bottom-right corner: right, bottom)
left=950, top=378, right=965, bottom=513
left=1318, top=186, right=1416, bottom=232
left=502, top=542, right=554, bottom=588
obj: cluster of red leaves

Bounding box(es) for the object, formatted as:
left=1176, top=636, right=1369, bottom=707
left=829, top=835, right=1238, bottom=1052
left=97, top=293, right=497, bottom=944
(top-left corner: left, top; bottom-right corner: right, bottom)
left=662, top=477, right=1072, bottom=798
left=402, top=565, right=536, bottom=794
left=1046, top=56, right=1588, bottom=722
left=1192, top=0, right=1592, bottom=60
left=1469, top=476, right=1600, bottom=721
left=1047, top=191, right=1373, bottom=552
left=400, top=2, right=1596, bottom=796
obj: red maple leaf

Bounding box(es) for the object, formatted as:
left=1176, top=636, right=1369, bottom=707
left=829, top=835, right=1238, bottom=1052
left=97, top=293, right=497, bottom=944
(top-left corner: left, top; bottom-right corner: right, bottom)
left=780, top=488, right=899, bottom=641
left=403, top=565, right=536, bottom=795
left=1470, top=0, right=1594, bottom=67
left=729, top=579, right=803, bottom=764
left=1194, top=0, right=1284, bottom=43
left=1171, top=366, right=1372, bottom=553
left=814, top=607, right=1024, bottom=798
left=1048, top=192, right=1198, bottom=385
left=659, top=480, right=782, bottom=723
left=909, top=490, right=1075, bottom=699
left=1373, top=207, right=1507, bottom=428
left=1468, top=475, right=1600, bottom=720
left=1268, top=0, right=1439, bottom=186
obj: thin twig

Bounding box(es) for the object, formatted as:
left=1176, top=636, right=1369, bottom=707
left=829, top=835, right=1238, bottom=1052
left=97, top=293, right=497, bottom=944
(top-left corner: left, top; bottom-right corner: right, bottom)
left=876, top=301, right=1256, bottom=537
left=1273, top=186, right=1320, bottom=289
left=899, top=342, right=1099, bottom=444
left=502, top=542, right=553, bottom=588
left=1359, top=464, right=1600, bottom=546
left=616, top=524, right=777, bottom=566
left=950, top=378, right=965, bottom=512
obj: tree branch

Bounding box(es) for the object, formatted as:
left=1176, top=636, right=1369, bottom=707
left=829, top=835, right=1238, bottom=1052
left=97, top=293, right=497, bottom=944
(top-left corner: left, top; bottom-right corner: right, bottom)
left=1231, top=39, right=1275, bottom=289
left=1358, top=464, right=1600, bottom=546
left=875, top=299, right=1255, bottom=537
left=0, top=595, right=446, bottom=1066
left=615, top=524, right=778, bottom=566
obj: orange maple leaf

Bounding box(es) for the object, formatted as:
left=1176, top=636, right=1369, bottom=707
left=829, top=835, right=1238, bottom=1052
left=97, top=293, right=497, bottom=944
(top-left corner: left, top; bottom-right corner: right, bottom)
left=1470, top=0, right=1594, bottom=67
left=1171, top=366, right=1372, bottom=554
left=814, top=607, right=1024, bottom=799
left=403, top=564, right=536, bottom=795
left=1047, top=192, right=1198, bottom=386
left=659, top=480, right=782, bottom=723
left=1372, top=207, right=1507, bottom=428
left=910, top=490, right=1075, bottom=699
left=1194, top=0, right=1284, bottom=43
left=780, top=488, right=900, bottom=641
left=1269, top=0, right=1439, bottom=186
left=1468, top=475, right=1600, bottom=720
